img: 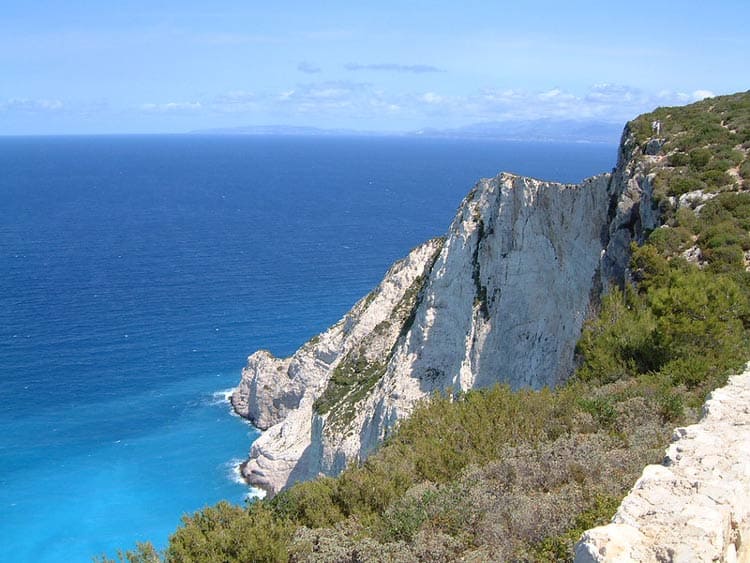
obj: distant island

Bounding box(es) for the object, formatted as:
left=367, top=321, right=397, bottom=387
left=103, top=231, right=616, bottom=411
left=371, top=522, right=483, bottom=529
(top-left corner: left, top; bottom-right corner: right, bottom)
left=190, top=118, right=623, bottom=144
left=189, top=124, right=376, bottom=137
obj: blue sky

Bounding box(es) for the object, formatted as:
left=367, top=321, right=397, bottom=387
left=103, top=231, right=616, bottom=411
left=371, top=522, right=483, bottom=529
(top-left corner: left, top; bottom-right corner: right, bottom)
left=1, top=0, right=748, bottom=134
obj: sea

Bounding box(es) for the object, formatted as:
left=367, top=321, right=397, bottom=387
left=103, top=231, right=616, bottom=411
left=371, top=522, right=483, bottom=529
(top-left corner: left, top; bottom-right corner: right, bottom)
left=0, top=134, right=616, bottom=561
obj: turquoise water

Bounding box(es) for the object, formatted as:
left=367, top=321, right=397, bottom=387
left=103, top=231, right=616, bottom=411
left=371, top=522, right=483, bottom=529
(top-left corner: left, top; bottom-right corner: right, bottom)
left=0, top=135, right=616, bottom=560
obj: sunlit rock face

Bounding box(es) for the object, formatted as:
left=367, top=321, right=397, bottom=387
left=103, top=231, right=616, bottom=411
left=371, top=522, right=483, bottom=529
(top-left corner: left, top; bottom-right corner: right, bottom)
left=232, top=125, right=664, bottom=495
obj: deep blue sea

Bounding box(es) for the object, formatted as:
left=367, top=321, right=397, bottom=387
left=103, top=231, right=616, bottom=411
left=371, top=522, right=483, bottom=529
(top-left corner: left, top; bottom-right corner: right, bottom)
left=0, top=135, right=616, bottom=561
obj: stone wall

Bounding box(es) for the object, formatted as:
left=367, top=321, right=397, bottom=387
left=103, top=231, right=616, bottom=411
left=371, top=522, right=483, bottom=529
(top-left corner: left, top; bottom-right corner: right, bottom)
left=575, top=365, right=750, bottom=562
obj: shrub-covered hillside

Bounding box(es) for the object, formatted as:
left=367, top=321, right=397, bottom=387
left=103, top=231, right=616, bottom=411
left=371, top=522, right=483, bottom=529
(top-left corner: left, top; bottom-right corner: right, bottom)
left=629, top=90, right=750, bottom=197
left=102, top=91, right=750, bottom=562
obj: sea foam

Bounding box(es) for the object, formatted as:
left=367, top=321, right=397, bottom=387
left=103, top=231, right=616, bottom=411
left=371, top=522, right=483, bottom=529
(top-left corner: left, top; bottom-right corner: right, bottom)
left=225, top=458, right=266, bottom=500
left=210, top=387, right=236, bottom=406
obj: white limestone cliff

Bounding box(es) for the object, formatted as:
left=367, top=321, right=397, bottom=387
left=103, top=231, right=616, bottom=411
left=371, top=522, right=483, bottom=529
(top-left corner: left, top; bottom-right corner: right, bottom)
left=232, top=125, right=662, bottom=495
left=575, top=365, right=750, bottom=563
left=231, top=239, right=445, bottom=493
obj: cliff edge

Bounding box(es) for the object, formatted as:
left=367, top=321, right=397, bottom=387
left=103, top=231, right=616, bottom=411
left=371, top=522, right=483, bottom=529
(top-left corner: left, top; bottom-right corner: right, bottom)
left=230, top=121, right=662, bottom=495
left=575, top=364, right=750, bottom=563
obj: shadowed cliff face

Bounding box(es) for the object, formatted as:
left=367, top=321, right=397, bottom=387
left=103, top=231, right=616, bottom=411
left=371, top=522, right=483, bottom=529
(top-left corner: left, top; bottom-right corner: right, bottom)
left=231, top=126, right=660, bottom=495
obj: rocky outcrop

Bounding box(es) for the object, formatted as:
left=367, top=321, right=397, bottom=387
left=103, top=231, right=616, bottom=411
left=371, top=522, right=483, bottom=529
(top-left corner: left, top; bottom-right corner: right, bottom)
left=600, top=128, right=661, bottom=284
left=232, top=124, right=663, bottom=495
left=575, top=365, right=750, bottom=563
left=231, top=239, right=445, bottom=493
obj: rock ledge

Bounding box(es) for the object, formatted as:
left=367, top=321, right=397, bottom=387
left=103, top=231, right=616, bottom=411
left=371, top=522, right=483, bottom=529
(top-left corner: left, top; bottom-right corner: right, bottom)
left=575, top=364, right=750, bottom=563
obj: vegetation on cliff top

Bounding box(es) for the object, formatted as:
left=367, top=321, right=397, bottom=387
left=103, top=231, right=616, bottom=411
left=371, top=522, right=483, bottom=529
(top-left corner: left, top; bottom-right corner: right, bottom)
left=103, top=91, right=750, bottom=562
left=629, top=90, right=750, bottom=198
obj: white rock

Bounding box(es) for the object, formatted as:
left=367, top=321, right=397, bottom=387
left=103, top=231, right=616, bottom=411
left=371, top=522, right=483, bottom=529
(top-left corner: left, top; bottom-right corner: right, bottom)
left=575, top=365, right=750, bottom=562
left=232, top=169, right=623, bottom=493
left=679, top=189, right=717, bottom=209
left=575, top=524, right=646, bottom=562
left=232, top=238, right=445, bottom=494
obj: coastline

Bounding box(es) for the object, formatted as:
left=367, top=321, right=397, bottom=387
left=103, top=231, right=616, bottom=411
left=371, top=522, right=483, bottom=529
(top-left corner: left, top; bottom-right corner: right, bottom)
left=216, top=386, right=268, bottom=499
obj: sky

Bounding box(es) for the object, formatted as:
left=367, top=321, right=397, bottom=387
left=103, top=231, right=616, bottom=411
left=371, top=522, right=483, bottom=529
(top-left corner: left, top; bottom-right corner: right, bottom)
left=1, top=0, right=748, bottom=135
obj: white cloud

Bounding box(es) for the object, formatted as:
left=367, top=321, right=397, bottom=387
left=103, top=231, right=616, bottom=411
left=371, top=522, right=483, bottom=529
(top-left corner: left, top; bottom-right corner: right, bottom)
left=658, top=88, right=716, bottom=104
left=453, top=85, right=724, bottom=124
left=538, top=88, right=564, bottom=100
left=692, top=89, right=715, bottom=101
left=73, top=82, right=725, bottom=131
left=309, top=87, right=351, bottom=99
left=139, top=101, right=202, bottom=113
left=478, top=89, right=525, bottom=104
left=297, top=61, right=321, bottom=74
left=420, top=92, right=443, bottom=104
left=586, top=83, right=638, bottom=103
left=0, top=98, right=64, bottom=112
left=260, top=82, right=718, bottom=126
left=275, top=81, right=373, bottom=114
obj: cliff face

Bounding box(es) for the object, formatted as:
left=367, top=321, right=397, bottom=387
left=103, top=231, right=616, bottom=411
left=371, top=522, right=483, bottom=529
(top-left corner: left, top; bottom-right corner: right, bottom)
left=231, top=239, right=444, bottom=492
left=232, top=126, right=659, bottom=495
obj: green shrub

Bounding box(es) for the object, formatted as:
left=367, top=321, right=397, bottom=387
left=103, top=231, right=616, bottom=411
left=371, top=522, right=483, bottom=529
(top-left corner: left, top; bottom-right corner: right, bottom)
left=701, top=193, right=750, bottom=231
left=270, top=477, right=344, bottom=529
left=674, top=206, right=699, bottom=233
left=656, top=390, right=684, bottom=422
left=381, top=489, right=434, bottom=542
left=647, top=226, right=691, bottom=256
left=699, top=221, right=750, bottom=250
left=668, top=152, right=689, bottom=167
left=659, top=357, right=714, bottom=389
left=575, top=285, right=658, bottom=383
left=95, top=542, right=161, bottom=563
left=335, top=453, right=415, bottom=517
left=689, top=148, right=713, bottom=170
left=533, top=494, right=621, bottom=561
left=700, top=169, right=733, bottom=189
left=710, top=148, right=745, bottom=166
left=704, top=245, right=746, bottom=272
left=741, top=160, right=750, bottom=180
left=630, top=244, right=670, bottom=290
left=705, top=158, right=734, bottom=173
left=668, top=174, right=705, bottom=196
left=648, top=269, right=749, bottom=377
left=577, top=397, right=616, bottom=427
left=166, top=501, right=294, bottom=563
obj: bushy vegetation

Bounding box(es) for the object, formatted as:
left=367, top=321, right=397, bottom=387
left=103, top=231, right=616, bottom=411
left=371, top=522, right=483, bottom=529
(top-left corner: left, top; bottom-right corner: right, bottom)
left=111, top=250, right=749, bottom=561
left=106, top=93, right=750, bottom=562
left=630, top=91, right=750, bottom=198
left=312, top=356, right=386, bottom=423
